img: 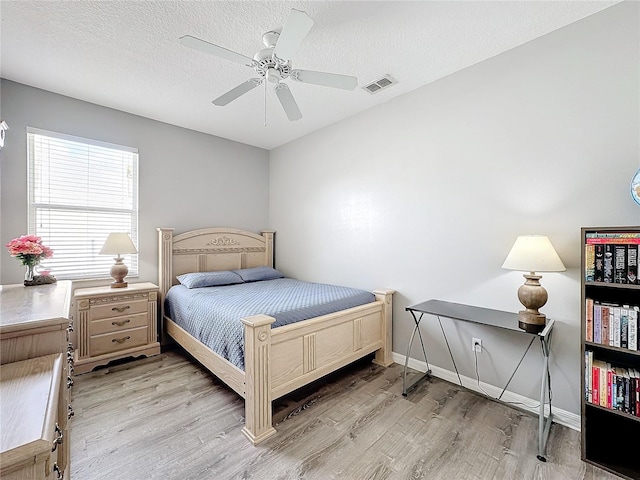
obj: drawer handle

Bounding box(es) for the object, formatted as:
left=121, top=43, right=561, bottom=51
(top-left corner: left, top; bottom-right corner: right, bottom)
left=67, top=376, right=74, bottom=389
left=52, top=423, right=63, bottom=451
left=112, top=336, right=131, bottom=344
left=112, top=305, right=131, bottom=313
left=68, top=404, right=75, bottom=420
left=53, top=463, right=64, bottom=480
left=112, top=319, right=131, bottom=327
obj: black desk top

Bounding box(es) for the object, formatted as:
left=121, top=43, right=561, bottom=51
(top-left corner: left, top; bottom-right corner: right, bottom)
left=406, top=299, right=552, bottom=336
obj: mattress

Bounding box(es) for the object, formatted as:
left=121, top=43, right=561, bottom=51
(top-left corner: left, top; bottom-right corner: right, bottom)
left=165, top=278, right=375, bottom=370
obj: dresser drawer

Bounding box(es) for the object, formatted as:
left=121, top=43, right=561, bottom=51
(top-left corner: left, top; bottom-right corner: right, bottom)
left=89, top=298, right=147, bottom=321
left=90, top=326, right=148, bottom=357
left=90, top=312, right=148, bottom=336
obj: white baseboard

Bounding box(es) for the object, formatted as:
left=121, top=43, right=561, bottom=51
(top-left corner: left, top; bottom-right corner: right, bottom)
left=392, top=351, right=581, bottom=432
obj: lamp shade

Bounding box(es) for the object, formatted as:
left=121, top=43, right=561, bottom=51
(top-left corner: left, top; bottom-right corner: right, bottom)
left=99, top=233, right=137, bottom=255
left=502, top=235, right=565, bottom=273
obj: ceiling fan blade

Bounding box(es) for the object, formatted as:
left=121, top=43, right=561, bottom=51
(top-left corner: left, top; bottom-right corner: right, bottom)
left=272, top=9, right=314, bottom=61
left=292, top=70, right=358, bottom=90
left=213, top=79, right=261, bottom=106
left=179, top=35, right=254, bottom=66
left=274, top=84, right=302, bottom=121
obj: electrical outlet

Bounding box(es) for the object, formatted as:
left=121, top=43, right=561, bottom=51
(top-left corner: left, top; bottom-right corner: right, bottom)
left=472, top=337, right=482, bottom=353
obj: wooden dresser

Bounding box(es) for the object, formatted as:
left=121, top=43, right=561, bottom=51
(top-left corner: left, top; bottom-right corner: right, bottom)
left=73, top=282, right=160, bottom=374
left=1, top=354, right=66, bottom=479
left=0, top=281, right=73, bottom=479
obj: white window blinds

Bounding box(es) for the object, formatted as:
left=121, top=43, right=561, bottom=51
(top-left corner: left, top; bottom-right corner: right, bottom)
left=27, top=128, right=139, bottom=280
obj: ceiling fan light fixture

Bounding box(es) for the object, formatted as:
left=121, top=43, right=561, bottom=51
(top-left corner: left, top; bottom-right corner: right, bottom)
left=267, top=68, right=280, bottom=83
left=262, top=30, right=280, bottom=48
left=253, top=48, right=274, bottom=62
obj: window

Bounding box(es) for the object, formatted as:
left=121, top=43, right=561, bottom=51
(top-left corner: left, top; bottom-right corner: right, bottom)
left=27, top=128, right=138, bottom=280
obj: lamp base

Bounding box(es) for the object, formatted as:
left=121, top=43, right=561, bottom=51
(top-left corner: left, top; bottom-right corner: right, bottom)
left=518, top=311, right=546, bottom=333
left=516, top=274, right=548, bottom=333
left=110, top=256, right=129, bottom=289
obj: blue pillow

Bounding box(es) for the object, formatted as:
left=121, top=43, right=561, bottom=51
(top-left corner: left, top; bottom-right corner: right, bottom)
left=233, top=266, right=284, bottom=282
left=176, top=271, right=244, bottom=289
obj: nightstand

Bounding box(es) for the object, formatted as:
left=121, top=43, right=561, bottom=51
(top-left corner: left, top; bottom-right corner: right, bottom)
left=73, top=282, right=160, bottom=374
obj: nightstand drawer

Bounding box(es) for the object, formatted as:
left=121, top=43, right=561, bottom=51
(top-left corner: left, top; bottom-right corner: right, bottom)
left=89, top=298, right=147, bottom=321
left=90, top=326, right=148, bottom=357
left=90, top=312, right=148, bottom=336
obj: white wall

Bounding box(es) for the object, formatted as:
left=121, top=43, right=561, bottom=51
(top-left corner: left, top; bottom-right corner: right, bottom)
left=0, top=80, right=270, bottom=286
left=269, top=2, right=639, bottom=417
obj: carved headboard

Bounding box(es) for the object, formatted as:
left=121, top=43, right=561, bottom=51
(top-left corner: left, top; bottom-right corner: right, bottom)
left=157, top=227, right=275, bottom=302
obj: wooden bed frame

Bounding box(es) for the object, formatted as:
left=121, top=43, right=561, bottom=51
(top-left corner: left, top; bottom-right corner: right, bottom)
left=157, top=227, right=394, bottom=445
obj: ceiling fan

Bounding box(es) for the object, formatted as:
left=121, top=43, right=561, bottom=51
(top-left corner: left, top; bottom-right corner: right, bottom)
left=179, top=9, right=358, bottom=122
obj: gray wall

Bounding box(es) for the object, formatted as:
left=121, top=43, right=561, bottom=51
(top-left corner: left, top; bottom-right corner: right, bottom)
left=0, top=80, right=270, bottom=285
left=269, top=2, right=640, bottom=417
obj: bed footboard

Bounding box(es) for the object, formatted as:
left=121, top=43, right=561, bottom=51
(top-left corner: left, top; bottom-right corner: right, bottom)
left=241, top=289, right=394, bottom=445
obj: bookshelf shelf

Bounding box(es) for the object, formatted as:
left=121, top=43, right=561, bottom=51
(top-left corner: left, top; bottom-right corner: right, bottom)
left=585, top=281, right=640, bottom=291
left=581, top=226, right=640, bottom=480
left=585, top=341, right=640, bottom=357
left=585, top=401, right=640, bottom=422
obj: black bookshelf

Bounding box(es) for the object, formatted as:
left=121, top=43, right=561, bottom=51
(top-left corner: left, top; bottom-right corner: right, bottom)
left=581, top=226, right=640, bottom=480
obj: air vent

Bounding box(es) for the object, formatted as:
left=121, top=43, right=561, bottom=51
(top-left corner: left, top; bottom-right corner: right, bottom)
left=362, top=75, right=397, bottom=94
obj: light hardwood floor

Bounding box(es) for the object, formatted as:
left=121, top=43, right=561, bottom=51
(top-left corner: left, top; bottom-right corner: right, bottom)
left=71, top=350, right=619, bottom=480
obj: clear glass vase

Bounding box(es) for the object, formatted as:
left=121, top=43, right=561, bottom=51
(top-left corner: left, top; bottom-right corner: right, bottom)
left=24, top=264, right=36, bottom=283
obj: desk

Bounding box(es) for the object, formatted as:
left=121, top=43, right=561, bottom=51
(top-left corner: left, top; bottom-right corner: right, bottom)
left=403, top=299, right=554, bottom=462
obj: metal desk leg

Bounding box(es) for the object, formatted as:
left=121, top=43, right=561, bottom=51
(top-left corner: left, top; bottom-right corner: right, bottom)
left=537, top=325, right=554, bottom=462
left=402, top=312, right=431, bottom=396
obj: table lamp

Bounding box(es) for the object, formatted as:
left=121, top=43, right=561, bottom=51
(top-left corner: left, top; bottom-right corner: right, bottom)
left=502, top=235, right=565, bottom=333
left=100, top=232, right=137, bottom=288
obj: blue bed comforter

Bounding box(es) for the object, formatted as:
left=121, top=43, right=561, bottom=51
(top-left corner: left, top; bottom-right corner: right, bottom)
left=165, top=278, right=375, bottom=370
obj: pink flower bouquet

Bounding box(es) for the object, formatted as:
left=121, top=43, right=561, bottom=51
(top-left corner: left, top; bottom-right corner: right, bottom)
left=6, top=235, right=54, bottom=267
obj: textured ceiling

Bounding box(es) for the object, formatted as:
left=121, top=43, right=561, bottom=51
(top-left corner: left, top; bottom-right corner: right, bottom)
left=0, top=1, right=619, bottom=150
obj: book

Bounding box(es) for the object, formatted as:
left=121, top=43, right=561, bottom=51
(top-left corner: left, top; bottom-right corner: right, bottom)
left=612, top=366, right=618, bottom=409
left=586, top=298, right=594, bottom=342
left=600, top=361, right=608, bottom=407
left=614, top=244, right=628, bottom=284
left=613, top=307, right=621, bottom=348
left=603, top=244, right=614, bottom=283
left=623, top=369, right=631, bottom=413
left=585, top=244, right=595, bottom=282
left=628, top=244, right=639, bottom=285
left=592, top=360, right=600, bottom=406
left=585, top=351, right=591, bottom=401
left=586, top=232, right=640, bottom=244
left=594, top=244, right=605, bottom=282
left=609, top=307, right=615, bottom=346
left=635, top=368, right=640, bottom=416
left=594, top=303, right=602, bottom=344
left=601, top=305, right=610, bottom=346
left=629, top=308, right=639, bottom=351
left=615, top=369, right=624, bottom=410
left=620, top=306, right=629, bottom=349
left=607, top=363, right=613, bottom=409
left=630, top=370, right=637, bottom=416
